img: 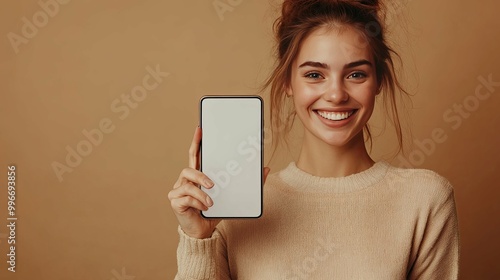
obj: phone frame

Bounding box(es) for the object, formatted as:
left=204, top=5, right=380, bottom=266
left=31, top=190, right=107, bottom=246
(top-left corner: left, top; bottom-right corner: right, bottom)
left=199, top=95, right=264, bottom=219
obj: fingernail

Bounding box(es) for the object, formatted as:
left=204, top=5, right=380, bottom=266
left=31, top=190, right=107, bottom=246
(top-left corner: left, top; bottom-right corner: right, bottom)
left=206, top=196, right=213, bottom=207
left=204, top=179, right=214, bottom=188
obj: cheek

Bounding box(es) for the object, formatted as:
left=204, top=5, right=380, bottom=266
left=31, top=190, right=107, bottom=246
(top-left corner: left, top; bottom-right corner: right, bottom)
left=292, top=94, right=313, bottom=123
left=361, top=95, right=376, bottom=120
left=352, top=84, right=377, bottom=107
left=292, top=84, right=319, bottom=106
left=293, top=92, right=315, bottom=114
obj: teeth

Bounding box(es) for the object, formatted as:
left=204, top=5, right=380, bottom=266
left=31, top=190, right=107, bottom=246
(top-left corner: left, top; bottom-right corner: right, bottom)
left=317, top=110, right=354, bottom=121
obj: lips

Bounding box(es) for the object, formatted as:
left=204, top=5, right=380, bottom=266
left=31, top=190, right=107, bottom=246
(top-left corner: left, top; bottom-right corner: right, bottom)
left=314, top=109, right=357, bottom=121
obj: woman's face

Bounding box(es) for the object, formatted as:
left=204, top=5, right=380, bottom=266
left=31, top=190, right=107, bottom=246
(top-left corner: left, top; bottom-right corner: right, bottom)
left=288, top=26, right=378, bottom=148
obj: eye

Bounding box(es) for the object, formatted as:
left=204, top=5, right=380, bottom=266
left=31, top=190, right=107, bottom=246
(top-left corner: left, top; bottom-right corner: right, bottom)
left=348, top=72, right=367, bottom=79
left=304, top=72, right=324, bottom=80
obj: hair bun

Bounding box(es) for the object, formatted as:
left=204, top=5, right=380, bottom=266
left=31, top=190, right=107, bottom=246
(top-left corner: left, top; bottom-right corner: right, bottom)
left=280, top=0, right=382, bottom=22
left=342, top=0, right=381, bottom=12
left=358, top=0, right=379, bottom=8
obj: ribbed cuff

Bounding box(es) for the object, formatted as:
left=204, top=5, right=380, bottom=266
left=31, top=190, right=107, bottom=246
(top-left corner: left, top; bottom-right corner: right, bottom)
left=176, top=225, right=220, bottom=280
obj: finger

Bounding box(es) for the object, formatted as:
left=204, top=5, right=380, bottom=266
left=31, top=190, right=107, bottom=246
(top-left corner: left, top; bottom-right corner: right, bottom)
left=173, top=175, right=184, bottom=189
left=171, top=195, right=209, bottom=213
left=173, top=169, right=190, bottom=189
left=263, top=167, right=271, bottom=184
left=169, top=182, right=213, bottom=208
left=176, top=167, right=215, bottom=190
left=188, top=126, right=202, bottom=170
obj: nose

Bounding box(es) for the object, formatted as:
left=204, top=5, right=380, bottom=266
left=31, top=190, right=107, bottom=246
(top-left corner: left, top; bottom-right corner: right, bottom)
left=322, top=78, right=349, bottom=104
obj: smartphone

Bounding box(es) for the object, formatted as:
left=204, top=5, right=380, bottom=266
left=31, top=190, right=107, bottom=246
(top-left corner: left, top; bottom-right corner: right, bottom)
left=199, top=95, right=263, bottom=218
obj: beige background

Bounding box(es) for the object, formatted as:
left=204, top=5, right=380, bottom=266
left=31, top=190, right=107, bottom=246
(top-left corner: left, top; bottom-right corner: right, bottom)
left=0, top=0, right=499, bottom=279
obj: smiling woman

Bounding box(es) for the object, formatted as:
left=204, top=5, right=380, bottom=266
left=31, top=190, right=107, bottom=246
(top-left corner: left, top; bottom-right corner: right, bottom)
left=169, top=0, right=460, bottom=279
left=288, top=26, right=379, bottom=163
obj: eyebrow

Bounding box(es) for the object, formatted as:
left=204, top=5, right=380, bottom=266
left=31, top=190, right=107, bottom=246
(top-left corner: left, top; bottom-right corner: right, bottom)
left=298, top=59, right=373, bottom=69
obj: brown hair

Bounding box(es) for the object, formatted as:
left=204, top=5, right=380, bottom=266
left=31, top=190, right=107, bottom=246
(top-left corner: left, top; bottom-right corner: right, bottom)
left=262, top=0, right=410, bottom=162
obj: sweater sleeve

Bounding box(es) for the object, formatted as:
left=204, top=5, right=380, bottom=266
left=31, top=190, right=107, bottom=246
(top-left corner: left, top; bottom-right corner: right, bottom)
left=174, top=225, right=231, bottom=280
left=408, top=181, right=460, bottom=280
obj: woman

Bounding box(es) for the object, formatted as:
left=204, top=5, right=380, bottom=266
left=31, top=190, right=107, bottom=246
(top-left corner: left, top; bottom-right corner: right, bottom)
left=169, top=0, right=459, bottom=279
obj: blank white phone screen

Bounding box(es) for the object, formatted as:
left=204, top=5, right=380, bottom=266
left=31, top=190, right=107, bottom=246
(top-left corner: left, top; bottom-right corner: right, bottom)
left=200, top=96, right=262, bottom=218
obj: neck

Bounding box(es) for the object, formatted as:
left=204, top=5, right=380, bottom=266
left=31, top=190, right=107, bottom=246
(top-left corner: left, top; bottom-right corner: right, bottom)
left=296, top=132, right=374, bottom=178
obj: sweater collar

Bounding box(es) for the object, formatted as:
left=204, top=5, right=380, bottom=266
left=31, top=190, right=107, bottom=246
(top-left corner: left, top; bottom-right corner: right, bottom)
left=278, top=160, right=390, bottom=193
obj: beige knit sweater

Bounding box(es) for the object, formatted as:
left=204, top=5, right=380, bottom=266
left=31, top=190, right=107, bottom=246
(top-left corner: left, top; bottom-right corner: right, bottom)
left=174, top=161, right=459, bottom=279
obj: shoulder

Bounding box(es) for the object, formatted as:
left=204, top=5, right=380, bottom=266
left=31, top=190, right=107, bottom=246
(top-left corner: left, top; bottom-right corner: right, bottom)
left=386, top=163, right=452, bottom=186
left=383, top=162, right=455, bottom=207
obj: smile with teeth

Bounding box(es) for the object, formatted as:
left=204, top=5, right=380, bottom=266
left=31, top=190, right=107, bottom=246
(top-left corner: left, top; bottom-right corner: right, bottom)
left=316, top=110, right=356, bottom=121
